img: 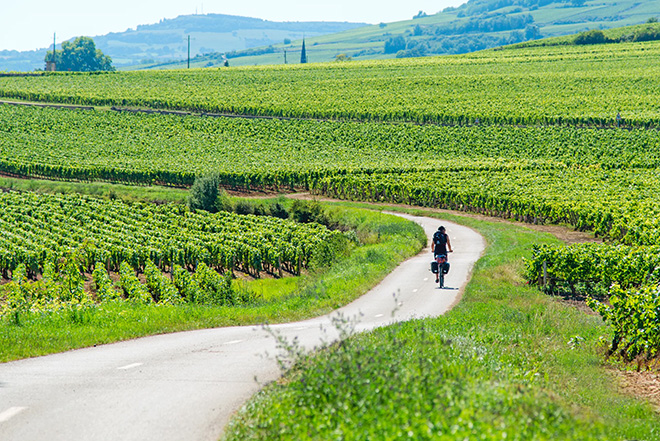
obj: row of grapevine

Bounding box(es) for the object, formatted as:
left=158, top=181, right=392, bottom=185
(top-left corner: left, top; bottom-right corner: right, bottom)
left=311, top=169, right=660, bottom=246
left=0, top=258, right=250, bottom=321
left=587, top=285, right=660, bottom=363
left=3, top=105, right=660, bottom=190
left=526, top=244, right=660, bottom=297
left=0, top=192, right=346, bottom=280
left=1, top=40, right=660, bottom=126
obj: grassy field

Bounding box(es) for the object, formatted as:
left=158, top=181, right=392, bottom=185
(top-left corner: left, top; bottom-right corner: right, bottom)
left=223, top=206, right=660, bottom=440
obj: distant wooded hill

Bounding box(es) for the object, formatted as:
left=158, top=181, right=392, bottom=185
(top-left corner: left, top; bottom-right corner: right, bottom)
left=0, top=14, right=367, bottom=72
left=171, top=0, right=660, bottom=68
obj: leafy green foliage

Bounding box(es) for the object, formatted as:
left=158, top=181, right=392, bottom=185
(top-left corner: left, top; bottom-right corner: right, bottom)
left=526, top=244, right=660, bottom=298
left=574, top=30, right=611, bottom=45
left=92, top=263, right=121, bottom=302
left=290, top=199, right=328, bottom=224
left=573, top=26, right=660, bottom=45
left=45, top=36, right=114, bottom=72
left=192, top=262, right=236, bottom=306
left=587, top=284, right=660, bottom=362
left=119, top=262, right=152, bottom=304
left=188, top=173, right=220, bottom=212
left=0, top=191, right=340, bottom=278
left=171, top=264, right=204, bottom=303
left=384, top=35, right=406, bottom=53
left=1, top=254, right=95, bottom=323
left=144, top=259, right=183, bottom=305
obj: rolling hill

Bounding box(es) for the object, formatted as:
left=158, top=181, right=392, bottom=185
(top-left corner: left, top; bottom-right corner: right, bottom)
left=2, top=0, right=659, bottom=71
left=0, top=14, right=366, bottom=72
left=182, top=0, right=660, bottom=67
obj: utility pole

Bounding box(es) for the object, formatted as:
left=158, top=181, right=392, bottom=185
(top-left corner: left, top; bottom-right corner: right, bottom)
left=187, top=35, right=190, bottom=69
left=46, top=32, right=57, bottom=71
left=284, top=49, right=287, bottom=64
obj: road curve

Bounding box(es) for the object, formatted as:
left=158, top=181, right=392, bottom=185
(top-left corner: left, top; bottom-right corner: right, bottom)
left=0, top=213, right=485, bottom=441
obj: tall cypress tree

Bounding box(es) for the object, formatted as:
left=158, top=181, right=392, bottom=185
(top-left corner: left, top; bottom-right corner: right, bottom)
left=300, top=39, right=307, bottom=64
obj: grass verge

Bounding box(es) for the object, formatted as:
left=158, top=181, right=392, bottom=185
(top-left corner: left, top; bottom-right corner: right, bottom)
left=0, top=204, right=424, bottom=362
left=0, top=175, right=189, bottom=204
left=222, top=206, right=660, bottom=441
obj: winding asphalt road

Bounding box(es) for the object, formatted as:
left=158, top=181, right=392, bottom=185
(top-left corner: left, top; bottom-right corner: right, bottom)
left=0, top=213, right=485, bottom=441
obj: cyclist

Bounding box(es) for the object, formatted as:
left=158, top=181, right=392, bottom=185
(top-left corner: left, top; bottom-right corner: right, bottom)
left=432, top=226, right=453, bottom=283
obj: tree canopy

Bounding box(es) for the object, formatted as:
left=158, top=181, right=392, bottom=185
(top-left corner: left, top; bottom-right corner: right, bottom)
left=574, top=29, right=610, bottom=45
left=45, top=37, right=114, bottom=72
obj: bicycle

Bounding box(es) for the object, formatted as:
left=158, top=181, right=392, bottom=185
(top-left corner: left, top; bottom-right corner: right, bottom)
left=431, top=252, right=451, bottom=288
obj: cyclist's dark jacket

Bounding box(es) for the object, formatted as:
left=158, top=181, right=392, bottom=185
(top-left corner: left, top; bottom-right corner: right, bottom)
left=433, top=232, right=448, bottom=256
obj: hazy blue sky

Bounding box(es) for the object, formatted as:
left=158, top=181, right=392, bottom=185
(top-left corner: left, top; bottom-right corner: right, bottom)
left=1, top=0, right=466, bottom=52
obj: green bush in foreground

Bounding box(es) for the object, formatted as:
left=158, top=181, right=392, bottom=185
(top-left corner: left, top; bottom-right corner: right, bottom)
left=188, top=173, right=221, bottom=212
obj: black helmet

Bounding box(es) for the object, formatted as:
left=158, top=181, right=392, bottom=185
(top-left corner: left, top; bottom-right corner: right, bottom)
left=438, top=226, right=445, bottom=232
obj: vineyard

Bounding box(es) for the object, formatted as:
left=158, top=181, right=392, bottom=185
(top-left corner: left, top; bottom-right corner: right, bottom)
left=313, top=170, right=660, bottom=361
left=0, top=191, right=346, bottom=319
left=3, top=104, right=660, bottom=187
left=2, top=35, right=660, bottom=362
left=1, top=39, right=660, bottom=127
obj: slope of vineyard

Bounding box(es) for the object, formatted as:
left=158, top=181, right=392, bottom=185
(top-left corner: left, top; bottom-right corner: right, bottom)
left=1, top=39, right=660, bottom=127
left=0, top=191, right=346, bottom=317
left=0, top=191, right=341, bottom=276
left=3, top=104, right=660, bottom=186
left=2, top=30, right=660, bottom=360
left=3, top=104, right=660, bottom=249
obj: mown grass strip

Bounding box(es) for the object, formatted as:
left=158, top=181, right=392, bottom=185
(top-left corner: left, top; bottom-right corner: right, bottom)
left=222, top=206, right=660, bottom=441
